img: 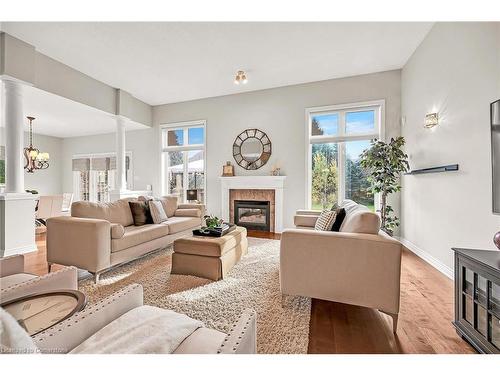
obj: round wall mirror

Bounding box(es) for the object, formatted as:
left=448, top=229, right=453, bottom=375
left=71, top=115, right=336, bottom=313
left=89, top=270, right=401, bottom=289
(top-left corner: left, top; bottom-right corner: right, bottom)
left=233, top=128, right=272, bottom=170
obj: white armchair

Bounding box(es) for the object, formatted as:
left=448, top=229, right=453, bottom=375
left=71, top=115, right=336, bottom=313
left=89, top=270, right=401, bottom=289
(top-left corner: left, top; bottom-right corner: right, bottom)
left=0, top=254, right=78, bottom=304
left=280, top=201, right=402, bottom=333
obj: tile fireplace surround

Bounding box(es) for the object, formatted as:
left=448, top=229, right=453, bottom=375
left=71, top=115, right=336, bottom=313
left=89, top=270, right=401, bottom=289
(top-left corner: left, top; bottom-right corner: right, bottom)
left=220, top=176, right=286, bottom=233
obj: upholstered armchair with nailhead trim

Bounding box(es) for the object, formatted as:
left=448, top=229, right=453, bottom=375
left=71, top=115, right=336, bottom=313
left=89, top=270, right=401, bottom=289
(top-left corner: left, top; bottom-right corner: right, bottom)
left=31, top=284, right=257, bottom=354
left=0, top=254, right=78, bottom=304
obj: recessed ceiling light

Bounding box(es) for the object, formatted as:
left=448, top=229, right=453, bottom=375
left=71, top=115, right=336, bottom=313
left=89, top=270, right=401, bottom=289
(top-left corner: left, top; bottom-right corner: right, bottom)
left=234, top=70, right=248, bottom=85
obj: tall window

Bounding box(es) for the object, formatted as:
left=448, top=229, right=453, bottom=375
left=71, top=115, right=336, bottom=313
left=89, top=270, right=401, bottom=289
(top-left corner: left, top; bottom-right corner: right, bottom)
left=0, top=146, right=5, bottom=186
left=160, top=121, right=206, bottom=204
left=72, top=153, right=132, bottom=203
left=306, top=100, right=384, bottom=211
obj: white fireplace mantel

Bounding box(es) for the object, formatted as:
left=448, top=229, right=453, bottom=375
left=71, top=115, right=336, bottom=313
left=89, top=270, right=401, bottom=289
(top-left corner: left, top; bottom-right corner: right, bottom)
left=219, top=176, right=286, bottom=233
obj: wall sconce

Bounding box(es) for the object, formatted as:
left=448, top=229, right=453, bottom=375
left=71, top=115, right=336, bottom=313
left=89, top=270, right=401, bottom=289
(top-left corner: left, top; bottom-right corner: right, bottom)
left=424, top=113, right=439, bottom=129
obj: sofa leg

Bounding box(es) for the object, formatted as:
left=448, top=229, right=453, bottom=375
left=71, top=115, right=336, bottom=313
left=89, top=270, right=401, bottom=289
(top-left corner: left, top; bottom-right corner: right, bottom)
left=391, top=313, right=398, bottom=333
left=47, top=262, right=53, bottom=273
left=380, top=311, right=398, bottom=333
left=281, top=294, right=287, bottom=308
left=92, top=272, right=100, bottom=284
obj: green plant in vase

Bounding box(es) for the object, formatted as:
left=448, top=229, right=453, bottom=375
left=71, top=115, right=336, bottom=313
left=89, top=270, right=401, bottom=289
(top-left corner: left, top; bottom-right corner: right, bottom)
left=360, top=136, right=409, bottom=236
left=202, top=214, right=224, bottom=232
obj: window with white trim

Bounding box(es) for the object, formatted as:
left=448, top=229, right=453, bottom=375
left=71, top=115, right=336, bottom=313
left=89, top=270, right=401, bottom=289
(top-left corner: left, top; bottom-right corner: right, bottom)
left=306, top=100, right=384, bottom=211
left=160, top=121, right=206, bottom=204
left=72, top=152, right=133, bottom=203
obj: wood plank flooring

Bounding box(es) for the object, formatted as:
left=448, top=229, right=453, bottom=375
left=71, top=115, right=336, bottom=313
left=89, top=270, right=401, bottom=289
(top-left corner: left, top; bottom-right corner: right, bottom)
left=24, top=231, right=475, bottom=354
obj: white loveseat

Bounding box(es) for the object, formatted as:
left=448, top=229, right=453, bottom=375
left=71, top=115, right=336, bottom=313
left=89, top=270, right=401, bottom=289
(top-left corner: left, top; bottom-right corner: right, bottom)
left=279, top=200, right=402, bottom=332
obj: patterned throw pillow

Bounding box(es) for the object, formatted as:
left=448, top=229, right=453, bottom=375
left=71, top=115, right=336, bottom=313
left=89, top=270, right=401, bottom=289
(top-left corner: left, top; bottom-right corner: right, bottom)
left=149, top=200, right=168, bottom=224
left=314, top=210, right=337, bottom=231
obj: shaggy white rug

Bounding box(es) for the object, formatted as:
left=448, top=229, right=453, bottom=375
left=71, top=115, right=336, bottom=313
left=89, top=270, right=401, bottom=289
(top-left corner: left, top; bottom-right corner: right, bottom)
left=79, top=237, right=311, bottom=354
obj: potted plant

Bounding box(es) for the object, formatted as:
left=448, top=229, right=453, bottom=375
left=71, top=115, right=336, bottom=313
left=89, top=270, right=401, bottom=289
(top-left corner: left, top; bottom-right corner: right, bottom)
left=201, top=214, right=224, bottom=232
left=360, top=136, right=409, bottom=236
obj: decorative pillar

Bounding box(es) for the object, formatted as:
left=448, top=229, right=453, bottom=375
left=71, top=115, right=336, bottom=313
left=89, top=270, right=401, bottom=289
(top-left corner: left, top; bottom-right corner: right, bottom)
left=115, top=115, right=127, bottom=192
left=0, top=77, right=37, bottom=257
left=3, top=79, right=24, bottom=193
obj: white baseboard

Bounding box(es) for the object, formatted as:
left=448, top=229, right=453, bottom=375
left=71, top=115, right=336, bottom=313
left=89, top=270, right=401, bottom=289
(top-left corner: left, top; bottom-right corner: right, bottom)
left=1, top=243, right=37, bottom=257
left=397, top=237, right=454, bottom=280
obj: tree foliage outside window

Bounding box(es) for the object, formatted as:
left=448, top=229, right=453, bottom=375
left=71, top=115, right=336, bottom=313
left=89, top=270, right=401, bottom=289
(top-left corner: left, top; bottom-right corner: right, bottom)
left=0, top=160, right=5, bottom=184
left=0, top=146, right=4, bottom=184
left=311, top=143, right=338, bottom=209
left=345, top=156, right=373, bottom=208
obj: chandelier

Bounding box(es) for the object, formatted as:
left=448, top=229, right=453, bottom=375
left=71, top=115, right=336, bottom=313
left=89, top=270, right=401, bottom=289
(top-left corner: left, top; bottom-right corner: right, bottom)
left=24, top=116, right=49, bottom=173
left=234, top=70, right=248, bottom=85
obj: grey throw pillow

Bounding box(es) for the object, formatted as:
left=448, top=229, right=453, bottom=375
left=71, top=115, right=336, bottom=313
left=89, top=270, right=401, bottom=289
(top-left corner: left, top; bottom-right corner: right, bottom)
left=149, top=200, right=168, bottom=224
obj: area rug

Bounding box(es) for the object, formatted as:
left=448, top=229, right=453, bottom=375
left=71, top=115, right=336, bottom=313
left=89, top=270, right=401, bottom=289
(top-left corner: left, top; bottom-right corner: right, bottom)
left=79, top=237, right=311, bottom=354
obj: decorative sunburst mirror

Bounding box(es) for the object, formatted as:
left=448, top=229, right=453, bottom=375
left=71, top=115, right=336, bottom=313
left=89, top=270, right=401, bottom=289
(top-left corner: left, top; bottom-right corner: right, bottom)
left=232, top=128, right=272, bottom=170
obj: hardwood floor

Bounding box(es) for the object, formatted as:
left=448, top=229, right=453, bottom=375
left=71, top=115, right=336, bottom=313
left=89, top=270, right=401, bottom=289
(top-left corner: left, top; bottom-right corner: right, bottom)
left=25, top=232, right=475, bottom=354
left=308, top=248, right=475, bottom=354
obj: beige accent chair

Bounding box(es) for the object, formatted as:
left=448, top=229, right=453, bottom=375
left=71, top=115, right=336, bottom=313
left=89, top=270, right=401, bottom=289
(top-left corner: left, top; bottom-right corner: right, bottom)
left=46, top=197, right=204, bottom=283
left=280, top=200, right=402, bottom=332
left=36, top=195, right=64, bottom=222
left=61, top=193, right=74, bottom=214
left=0, top=254, right=78, bottom=303
left=23, top=284, right=255, bottom=354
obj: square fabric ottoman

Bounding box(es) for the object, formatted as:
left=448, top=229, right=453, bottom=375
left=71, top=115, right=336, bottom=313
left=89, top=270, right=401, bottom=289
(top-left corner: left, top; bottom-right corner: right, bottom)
left=171, top=226, right=248, bottom=281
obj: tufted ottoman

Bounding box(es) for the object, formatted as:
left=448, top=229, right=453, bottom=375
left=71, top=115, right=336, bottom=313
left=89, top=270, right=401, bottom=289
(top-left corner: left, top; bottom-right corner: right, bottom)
left=171, top=226, right=248, bottom=281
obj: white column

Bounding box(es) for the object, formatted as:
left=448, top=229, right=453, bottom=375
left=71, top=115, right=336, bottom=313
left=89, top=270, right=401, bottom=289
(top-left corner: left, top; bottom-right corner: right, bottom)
left=3, top=79, right=24, bottom=193
left=115, top=115, right=127, bottom=191
left=0, top=78, right=37, bottom=257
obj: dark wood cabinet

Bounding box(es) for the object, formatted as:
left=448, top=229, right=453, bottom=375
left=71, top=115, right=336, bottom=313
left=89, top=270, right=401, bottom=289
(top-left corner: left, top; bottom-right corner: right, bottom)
left=453, top=248, right=500, bottom=353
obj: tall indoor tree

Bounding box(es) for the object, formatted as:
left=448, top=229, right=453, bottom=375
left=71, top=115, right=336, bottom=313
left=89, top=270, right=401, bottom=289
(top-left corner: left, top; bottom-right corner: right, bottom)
left=360, top=136, right=409, bottom=235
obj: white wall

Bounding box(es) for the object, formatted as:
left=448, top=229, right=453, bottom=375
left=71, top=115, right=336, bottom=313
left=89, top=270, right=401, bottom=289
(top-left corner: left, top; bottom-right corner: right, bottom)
left=153, top=70, right=402, bottom=229
left=401, top=22, right=500, bottom=273
left=23, top=131, right=63, bottom=194
left=61, top=128, right=156, bottom=193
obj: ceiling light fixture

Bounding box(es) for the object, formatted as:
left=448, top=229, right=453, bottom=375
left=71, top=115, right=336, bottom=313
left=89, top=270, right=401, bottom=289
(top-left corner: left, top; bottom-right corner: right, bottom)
left=234, top=70, right=248, bottom=85
left=24, top=116, right=50, bottom=173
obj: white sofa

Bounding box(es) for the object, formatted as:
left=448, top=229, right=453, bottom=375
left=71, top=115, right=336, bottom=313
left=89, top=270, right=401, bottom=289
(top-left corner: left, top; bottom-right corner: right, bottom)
left=279, top=200, right=402, bottom=332
left=47, top=196, right=204, bottom=283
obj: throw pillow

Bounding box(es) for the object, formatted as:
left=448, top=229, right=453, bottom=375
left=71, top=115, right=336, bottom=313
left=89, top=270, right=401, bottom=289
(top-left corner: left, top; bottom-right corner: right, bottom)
left=330, top=207, right=346, bottom=232
left=110, top=223, right=125, bottom=239
left=149, top=200, right=168, bottom=224
left=160, top=195, right=178, bottom=217
left=314, top=210, right=337, bottom=231
left=129, top=201, right=153, bottom=226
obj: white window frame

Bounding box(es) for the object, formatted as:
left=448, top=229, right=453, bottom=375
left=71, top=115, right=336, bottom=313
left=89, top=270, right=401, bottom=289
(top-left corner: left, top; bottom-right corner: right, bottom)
left=72, top=151, right=134, bottom=202
left=159, top=120, right=207, bottom=204
left=305, top=99, right=385, bottom=211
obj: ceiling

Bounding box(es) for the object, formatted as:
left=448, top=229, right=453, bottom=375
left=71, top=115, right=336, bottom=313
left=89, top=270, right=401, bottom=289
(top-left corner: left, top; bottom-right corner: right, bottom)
left=2, top=86, right=147, bottom=138
left=1, top=22, right=433, bottom=105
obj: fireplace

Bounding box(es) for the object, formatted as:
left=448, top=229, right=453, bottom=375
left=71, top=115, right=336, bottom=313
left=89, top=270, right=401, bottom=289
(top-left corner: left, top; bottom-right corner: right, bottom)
left=234, top=200, right=271, bottom=231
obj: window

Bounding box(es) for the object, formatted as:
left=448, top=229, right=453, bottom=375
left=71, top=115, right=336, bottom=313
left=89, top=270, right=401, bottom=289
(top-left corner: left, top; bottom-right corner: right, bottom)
left=72, top=153, right=133, bottom=203
left=0, top=146, right=5, bottom=186
left=306, top=100, right=384, bottom=211
left=160, top=121, right=206, bottom=204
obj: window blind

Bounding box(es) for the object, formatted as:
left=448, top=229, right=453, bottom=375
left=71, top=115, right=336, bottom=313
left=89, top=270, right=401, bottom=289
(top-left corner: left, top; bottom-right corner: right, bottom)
left=72, top=158, right=90, bottom=172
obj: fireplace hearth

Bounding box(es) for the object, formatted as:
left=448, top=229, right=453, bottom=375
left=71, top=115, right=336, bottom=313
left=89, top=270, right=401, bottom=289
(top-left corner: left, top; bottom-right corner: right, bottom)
left=234, top=200, right=270, bottom=231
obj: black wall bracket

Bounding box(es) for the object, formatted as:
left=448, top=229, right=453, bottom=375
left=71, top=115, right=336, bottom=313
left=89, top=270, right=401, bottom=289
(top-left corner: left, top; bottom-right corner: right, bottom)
left=405, top=164, right=459, bottom=175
